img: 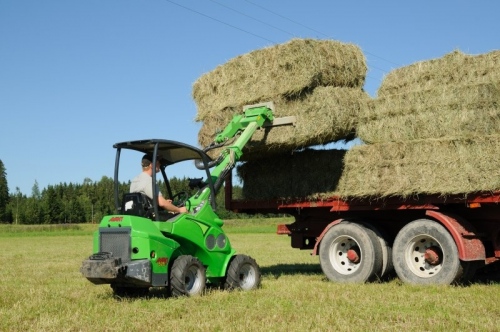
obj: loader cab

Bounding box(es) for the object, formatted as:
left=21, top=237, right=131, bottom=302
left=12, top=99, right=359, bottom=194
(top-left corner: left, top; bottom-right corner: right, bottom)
left=113, top=139, right=217, bottom=221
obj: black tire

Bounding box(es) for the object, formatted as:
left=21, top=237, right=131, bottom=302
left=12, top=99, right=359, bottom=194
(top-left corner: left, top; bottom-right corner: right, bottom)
left=393, top=219, right=462, bottom=285
left=224, top=255, right=261, bottom=291
left=360, top=222, right=394, bottom=278
left=170, top=255, right=206, bottom=297
left=111, top=284, right=149, bottom=297
left=319, top=221, right=383, bottom=283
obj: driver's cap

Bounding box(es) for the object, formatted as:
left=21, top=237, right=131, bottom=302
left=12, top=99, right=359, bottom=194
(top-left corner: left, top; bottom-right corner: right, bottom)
left=141, top=154, right=161, bottom=167
left=141, top=153, right=153, bottom=167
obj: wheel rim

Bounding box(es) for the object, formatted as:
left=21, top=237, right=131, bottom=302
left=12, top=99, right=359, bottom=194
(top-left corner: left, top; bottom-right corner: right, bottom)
left=185, top=265, right=202, bottom=294
left=238, top=263, right=257, bottom=290
left=404, top=234, right=444, bottom=278
left=328, top=235, right=362, bottom=275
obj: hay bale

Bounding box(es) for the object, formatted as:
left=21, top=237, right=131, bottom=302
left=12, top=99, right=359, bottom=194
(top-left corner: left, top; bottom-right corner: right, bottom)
left=234, top=49, right=500, bottom=200
left=193, top=38, right=367, bottom=119
left=237, top=135, right=500, bottom=200
left=198, top=86, right=371, bottom=160
left=378, top=50, right=500, bottom=97
left=358, top=82, right=500, bottom=143
left=237, top=149, right=347, bottom=200
left=336, top=135, right=500, bottom=198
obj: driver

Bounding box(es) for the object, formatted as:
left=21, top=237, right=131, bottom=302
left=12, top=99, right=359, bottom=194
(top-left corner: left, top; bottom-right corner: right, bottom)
left=130, top=154, right=187, bottom=214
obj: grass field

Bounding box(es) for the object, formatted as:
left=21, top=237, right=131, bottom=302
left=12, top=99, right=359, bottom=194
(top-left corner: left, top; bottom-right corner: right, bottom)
left=1, top=219, right=499, bottom=332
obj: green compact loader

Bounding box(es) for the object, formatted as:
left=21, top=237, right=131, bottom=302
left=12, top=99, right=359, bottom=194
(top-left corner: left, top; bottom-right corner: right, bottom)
left=80, top=103, right=294, bottom=297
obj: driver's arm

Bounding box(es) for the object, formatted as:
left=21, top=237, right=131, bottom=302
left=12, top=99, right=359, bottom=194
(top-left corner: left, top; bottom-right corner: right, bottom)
left=158, top=195, right=187, bottom=213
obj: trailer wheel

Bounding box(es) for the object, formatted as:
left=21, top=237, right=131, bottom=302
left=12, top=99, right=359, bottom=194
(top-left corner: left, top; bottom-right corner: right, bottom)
left=360, top=222, right=394, bottom=278
left=393, top=219, right=462, bottom=285
left=170, top=255, right=206, bottom=297
left=224, top=255, right=261, bottom=291
left=319, top=221, right=383, bottom=283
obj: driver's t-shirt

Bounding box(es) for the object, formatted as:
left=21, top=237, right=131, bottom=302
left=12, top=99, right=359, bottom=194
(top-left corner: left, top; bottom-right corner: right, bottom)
left=130, top=172, right=163, bottom=199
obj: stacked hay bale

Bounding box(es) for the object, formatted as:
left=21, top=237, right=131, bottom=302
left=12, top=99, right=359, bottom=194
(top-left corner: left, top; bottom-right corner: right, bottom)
left=237, top=149, right=347, bottom=200
left=358, top=51, right=500, bottom=143
left=196, top=41, right=500, bottom=200
left=237, top=50, right=500, bottom=200
left=341, top=50, right=500, bottom=197
left=193, top=38, right=370, bottom=160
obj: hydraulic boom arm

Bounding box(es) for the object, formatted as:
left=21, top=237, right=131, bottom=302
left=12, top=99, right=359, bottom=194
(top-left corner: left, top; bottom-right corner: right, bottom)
left=202, top=102, right=295, bottom=196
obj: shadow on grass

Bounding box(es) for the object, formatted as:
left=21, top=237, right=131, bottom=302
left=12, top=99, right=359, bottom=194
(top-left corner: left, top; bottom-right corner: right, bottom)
left=470, top=261, right=500, bottom=285
left=260, top=262, right=500, bottom=285
left=261, top=263, right=323, bottom=279
left=101, top=261, right=500, bottom=301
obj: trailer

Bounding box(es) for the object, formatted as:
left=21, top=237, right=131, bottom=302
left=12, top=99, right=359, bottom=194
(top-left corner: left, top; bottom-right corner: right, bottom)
left=224, top=175, right=500, bottom=284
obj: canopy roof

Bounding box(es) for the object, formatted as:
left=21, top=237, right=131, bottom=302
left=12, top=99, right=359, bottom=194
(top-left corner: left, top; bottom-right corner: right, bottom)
left=113, top=139, right=213, bottom=166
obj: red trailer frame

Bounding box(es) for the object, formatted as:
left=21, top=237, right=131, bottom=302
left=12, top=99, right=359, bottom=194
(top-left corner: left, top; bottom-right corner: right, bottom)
left=224, top=173, right=500, bottom=283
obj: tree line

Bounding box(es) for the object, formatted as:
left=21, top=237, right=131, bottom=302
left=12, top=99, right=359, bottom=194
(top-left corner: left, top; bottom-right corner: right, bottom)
left=0, top=160, right=245, bottom=224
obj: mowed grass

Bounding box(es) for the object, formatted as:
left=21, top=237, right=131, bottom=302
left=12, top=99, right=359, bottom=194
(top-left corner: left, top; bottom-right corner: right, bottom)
left=1, top=219, right=499, bottom=332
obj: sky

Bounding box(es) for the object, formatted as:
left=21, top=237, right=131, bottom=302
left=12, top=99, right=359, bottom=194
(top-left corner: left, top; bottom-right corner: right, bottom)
left=1, top=0, right=499, bottom=196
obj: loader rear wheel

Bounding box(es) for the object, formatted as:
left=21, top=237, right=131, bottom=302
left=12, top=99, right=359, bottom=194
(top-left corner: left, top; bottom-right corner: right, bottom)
left=224, top=255, right=261, bottom=291
left=170, top=255, right=206, bottom=297
left=319, top=221, right=383, bottom=283
left=392, top=219, right=462, bottom=285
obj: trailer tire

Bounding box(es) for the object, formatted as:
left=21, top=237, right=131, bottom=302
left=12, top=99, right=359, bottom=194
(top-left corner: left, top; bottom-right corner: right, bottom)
left=393, top=219, right=462, bottom=285
left=319, top=221, right=383, bottom=283
left=224, top=255, right=261, bottom=291
left=360, top=222, right=394, bottom=278
left=170, top=255, right=206, bottom=297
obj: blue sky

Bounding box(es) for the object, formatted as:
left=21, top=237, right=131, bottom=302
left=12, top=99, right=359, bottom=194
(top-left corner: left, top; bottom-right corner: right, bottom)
left=1, top=0, right=498, bottom=195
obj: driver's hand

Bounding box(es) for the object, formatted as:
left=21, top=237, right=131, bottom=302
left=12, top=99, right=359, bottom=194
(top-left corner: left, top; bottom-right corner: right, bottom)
left=164, top=199, right=187, bottom=214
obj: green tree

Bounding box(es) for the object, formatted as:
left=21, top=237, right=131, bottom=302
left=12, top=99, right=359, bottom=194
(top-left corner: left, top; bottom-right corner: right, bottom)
left=25, top=196, right=42, bottom=224
left=32, top=180, right=41, bottom=199
left=0, top=160, right=9, bottom=222
left=93, top=176, right=115, bottom=221
left=7, top=187, right=26, bottom=224
left=41, top=185, right=63, bottom=223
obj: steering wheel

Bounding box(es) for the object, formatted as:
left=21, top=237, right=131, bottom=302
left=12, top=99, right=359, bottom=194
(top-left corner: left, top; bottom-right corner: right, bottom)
left=171, top=191, right=190, bottom=208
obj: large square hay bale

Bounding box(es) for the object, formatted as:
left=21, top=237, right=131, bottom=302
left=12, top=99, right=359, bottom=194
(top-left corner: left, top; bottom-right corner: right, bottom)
left=237, top=148, right=346, bottom=200
left=377, top=50, right=500, bottom=97
left=193, top=38, right=367, bottom=119
left=199, top=86, right=370, bottom=160
left=358, top=82, right=500, bottom=143
left=337, top=135, right=500, bottom=198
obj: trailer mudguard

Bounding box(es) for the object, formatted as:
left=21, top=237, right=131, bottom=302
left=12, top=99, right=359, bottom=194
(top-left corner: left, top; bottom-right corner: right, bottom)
left=426, top=210, right=485, bottom=261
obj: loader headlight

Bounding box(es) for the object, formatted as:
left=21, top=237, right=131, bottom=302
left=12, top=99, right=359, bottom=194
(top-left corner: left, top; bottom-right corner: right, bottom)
left=205, top=234, right=215, bottom=250
left=216, top=234, right=226, bottom=248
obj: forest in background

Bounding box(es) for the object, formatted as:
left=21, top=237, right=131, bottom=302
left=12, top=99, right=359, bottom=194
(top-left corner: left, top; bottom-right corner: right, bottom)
left=0, top=160, right=245, bottom=224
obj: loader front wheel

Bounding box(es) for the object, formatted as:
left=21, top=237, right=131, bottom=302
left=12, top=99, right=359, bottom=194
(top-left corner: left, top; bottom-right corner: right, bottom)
left=170, top=255, right=206, bottom=297
left=224, top=255, right=261, bottom=291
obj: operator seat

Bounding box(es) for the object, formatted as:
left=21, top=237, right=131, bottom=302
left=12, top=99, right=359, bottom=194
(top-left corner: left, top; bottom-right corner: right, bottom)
left=121, top=193, right=154, bottom=219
